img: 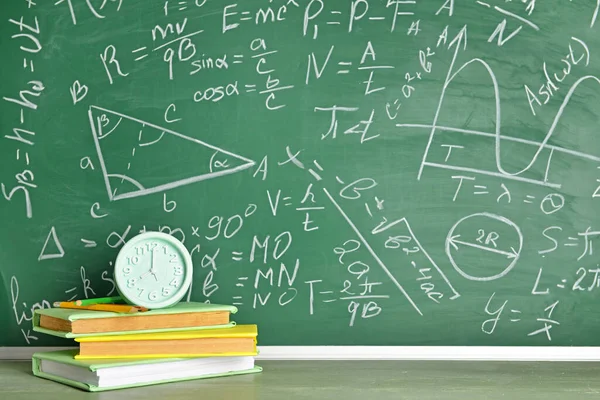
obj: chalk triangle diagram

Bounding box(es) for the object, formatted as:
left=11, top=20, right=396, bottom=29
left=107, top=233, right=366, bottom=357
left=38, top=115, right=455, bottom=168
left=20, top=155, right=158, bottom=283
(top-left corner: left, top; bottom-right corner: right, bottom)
left=38, top=226, right=65, bottom=261
left=88, top=106, right=256, bottom=201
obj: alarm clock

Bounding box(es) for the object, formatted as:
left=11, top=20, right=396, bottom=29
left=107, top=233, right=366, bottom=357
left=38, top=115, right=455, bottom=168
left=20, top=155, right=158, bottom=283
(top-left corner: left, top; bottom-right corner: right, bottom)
left=114, top=231, right=193, bottom=309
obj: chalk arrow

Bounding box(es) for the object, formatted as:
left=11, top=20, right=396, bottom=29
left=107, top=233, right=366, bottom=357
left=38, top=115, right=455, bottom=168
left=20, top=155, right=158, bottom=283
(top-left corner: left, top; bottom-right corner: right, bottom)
left=191, top=244, right=201, bottom=256
left=417, top=23, right=467, bottom=181
left=448, top=234, right=518, bottom=259
left=448, top=24, right=468, bottom=51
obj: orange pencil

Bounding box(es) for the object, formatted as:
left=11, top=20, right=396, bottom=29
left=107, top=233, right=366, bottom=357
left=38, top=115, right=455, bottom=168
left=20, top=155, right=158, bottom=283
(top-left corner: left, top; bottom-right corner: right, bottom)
left=53, top=302, right=146, bottom=313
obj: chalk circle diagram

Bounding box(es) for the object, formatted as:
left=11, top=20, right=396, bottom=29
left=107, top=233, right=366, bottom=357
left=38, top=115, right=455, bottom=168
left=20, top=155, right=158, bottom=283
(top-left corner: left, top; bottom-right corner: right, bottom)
left=445, top=212, right=523, bottom=282
left=88, top=105, right=256, bottom=201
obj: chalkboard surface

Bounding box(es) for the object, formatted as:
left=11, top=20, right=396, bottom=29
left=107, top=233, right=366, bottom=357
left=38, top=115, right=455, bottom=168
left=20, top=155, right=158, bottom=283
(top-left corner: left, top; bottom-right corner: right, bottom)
left=2, top=0, right=600, bottom=347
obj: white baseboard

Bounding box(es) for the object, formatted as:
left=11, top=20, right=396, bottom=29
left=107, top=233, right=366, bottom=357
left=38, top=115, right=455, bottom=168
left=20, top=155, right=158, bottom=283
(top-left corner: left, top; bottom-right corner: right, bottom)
left=3, top=346, right=600, bottom=361
left=256, top=346, right=600, bottom=361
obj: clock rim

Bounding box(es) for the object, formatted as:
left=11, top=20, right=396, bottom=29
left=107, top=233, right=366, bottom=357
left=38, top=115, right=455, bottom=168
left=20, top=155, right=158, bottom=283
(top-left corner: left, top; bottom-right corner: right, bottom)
left=113, top=231, right=193, bottom=309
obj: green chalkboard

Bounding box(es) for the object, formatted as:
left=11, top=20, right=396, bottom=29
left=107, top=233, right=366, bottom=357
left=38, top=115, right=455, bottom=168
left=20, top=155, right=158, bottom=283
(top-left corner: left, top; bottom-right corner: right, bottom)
left=2, top=0, right=600, bottom=347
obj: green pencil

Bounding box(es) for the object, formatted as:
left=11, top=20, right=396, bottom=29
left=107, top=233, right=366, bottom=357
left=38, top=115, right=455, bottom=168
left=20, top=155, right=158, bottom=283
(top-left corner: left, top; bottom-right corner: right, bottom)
left=75, top=296, right=124, bottom=306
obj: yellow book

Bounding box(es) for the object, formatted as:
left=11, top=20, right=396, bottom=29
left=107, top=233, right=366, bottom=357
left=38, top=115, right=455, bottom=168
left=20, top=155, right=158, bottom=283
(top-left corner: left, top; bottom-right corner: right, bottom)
left=74, top=324, right=258, bottom=360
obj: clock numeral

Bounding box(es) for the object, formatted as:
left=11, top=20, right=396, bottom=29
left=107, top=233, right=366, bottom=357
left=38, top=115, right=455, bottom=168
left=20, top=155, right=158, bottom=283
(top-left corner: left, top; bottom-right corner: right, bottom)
left=135, top=246, right=145, bottom=256
left=174, top=266, right=183, bottom=276
left=137, top=288, right=145, bottom=297
left=170, top=277, right=180, bottom=287
left=149, top=291, right=158, bottom=301
left=123, top=266, right=132, bottom=275
left=162, top=287, right=172, bottom=296
left=127, top=278, right=137, bottom=288
left=146, top=242, right=158, bottom=252
left=163, top=245, right=168, bottom=254
left=127, top=256, right=140, bottom=265
left=169, top=253, right=178, bottom=263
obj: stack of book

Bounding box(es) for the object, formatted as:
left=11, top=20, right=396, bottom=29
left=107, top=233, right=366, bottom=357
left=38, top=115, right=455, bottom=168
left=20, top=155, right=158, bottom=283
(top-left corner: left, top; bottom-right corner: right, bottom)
left=31, top=300, right=261, bottom=392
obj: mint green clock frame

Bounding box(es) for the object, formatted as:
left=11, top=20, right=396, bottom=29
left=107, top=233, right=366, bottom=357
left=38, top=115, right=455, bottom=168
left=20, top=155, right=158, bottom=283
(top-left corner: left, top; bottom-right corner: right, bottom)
left=113, top=231, right=193, bottom=309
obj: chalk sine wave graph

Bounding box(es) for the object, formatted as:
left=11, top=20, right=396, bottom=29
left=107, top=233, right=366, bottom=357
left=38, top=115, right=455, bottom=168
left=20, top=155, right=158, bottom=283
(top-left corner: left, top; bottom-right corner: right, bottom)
left=402, top=36, right=600, bottom=190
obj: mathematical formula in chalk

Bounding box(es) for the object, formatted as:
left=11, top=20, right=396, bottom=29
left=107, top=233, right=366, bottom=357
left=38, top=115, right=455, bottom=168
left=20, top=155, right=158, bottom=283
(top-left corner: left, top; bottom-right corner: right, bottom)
left=3, top=0, right=600, bottom=347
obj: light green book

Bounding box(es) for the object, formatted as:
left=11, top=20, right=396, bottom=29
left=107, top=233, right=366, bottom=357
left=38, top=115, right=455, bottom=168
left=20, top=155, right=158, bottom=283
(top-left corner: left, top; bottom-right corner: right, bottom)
left=32, top=349, right=262, bottom=392
left=33, top=302, right=238, bottom=338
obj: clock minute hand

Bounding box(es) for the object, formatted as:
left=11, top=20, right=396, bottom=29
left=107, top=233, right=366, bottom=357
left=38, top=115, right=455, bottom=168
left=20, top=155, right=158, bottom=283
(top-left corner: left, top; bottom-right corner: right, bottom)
left=150, top=249, right=158, bottom=281
left=140, top=251, right=155, bottom=280
left=150, top=249, right=156, bottom=272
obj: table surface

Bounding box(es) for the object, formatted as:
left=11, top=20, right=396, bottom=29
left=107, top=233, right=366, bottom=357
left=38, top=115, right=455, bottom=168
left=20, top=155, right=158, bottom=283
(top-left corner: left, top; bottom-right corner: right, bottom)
left=3, top=359, right=600, bottom=400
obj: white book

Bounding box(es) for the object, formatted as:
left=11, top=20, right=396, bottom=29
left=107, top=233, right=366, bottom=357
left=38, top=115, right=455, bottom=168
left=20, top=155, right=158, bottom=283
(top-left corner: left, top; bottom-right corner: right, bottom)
left=32, top=349, right=261, bottom=392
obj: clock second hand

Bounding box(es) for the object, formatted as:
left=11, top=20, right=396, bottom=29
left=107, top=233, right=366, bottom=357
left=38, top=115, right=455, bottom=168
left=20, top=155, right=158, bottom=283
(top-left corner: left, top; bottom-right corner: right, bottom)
left=139, top=270, right=151, bottom=280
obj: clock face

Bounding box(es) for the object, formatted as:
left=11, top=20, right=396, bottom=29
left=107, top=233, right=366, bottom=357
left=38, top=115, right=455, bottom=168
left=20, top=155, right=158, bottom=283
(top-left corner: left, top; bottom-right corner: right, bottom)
left=114, top=232, right=192, bottom=309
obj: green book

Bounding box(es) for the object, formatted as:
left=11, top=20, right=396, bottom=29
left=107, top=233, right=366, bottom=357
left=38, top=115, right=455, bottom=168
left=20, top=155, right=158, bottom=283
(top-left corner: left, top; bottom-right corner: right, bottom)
left=32, top=349, right=262, bottom=392
left=33, top=302, right=238, bottom=338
